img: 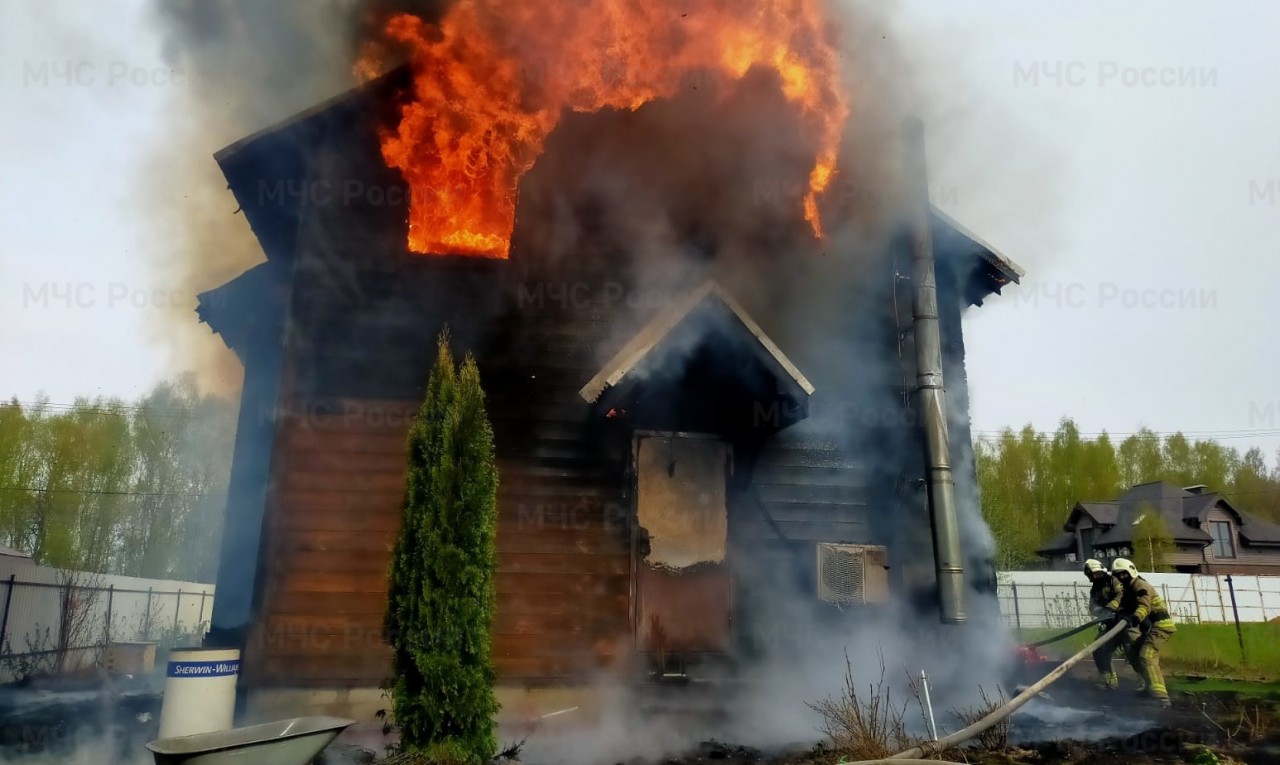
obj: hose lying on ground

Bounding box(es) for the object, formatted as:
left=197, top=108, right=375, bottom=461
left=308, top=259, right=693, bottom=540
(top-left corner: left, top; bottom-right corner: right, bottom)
left=1022, top=617, right=1107, bottom=649
left=892, top=621, right=1128, bottom=760
left=838, top=620, right=1129, bottom=764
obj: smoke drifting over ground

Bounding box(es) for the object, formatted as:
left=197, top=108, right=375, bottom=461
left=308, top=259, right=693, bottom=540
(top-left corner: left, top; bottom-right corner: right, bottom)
left=512, top=604, right=1013, bottom=765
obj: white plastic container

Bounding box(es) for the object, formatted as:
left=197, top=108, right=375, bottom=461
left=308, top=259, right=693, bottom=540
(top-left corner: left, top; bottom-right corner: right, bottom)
left=158, top=647, right=241, bottom=739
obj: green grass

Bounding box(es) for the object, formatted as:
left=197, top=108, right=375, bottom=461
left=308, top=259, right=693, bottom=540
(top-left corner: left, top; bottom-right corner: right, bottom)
left=1016, top=622, right=1280, bottom=682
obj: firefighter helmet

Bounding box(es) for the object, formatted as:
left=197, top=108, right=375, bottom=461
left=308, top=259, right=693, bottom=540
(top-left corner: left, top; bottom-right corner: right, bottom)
left=1084, top=558, right=1106, bottom=575
left=1111, top=557, right=1139, bottom=579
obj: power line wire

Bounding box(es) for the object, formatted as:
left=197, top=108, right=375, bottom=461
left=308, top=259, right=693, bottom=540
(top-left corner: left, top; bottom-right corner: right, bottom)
left=974, top=429, right=1280, bottom=441
left=0, top=486, right=217, bottom=499
left=3, top=401, right=234, bottom=421
left=973, top=426, right=1280, bottom=435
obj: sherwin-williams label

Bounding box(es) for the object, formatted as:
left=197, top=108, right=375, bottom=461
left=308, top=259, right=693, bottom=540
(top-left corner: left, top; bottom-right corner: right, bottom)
left=167, top=660, right=240, bottom=678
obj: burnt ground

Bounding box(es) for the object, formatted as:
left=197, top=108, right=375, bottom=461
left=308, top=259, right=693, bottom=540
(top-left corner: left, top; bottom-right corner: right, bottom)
left=571, top=665, right=1280, bottom=765
left=3, top=664, right=1276, bottom=765
left=607, top=701, right=1280, bottom=765
left=0, top=674, right=161, bottom=762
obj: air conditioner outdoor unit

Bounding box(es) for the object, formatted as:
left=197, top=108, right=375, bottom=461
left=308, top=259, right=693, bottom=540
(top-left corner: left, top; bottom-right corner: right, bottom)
left=816, top=543, right=889, bottom=605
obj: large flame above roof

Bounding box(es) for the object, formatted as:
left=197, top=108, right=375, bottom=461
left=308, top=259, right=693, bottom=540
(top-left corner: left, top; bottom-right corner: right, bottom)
left=358, top=1, right=849, bottom=258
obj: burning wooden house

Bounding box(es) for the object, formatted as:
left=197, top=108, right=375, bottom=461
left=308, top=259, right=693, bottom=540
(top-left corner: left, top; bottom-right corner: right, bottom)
left=198, top=57, right=1023, bottom=719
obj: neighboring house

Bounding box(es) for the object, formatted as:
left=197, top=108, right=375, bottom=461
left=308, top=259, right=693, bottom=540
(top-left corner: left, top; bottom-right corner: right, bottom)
left=1038, top=481, right=1280, bottom=574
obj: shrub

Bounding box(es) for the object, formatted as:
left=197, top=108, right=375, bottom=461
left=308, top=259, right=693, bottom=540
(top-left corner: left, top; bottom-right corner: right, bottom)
left=808, top=652, right=920, bottom=760
left=384, top=332, right=500, bottom=764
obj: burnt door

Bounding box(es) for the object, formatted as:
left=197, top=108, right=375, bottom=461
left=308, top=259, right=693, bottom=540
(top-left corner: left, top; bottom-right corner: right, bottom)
left=633, top=434, right=732, bottom=653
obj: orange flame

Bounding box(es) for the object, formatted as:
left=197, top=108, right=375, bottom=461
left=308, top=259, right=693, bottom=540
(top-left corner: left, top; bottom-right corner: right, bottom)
left=361, top=2, right=848, bottom=258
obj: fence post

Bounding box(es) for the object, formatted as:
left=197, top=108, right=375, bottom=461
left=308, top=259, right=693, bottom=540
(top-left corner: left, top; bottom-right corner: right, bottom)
left=143, top=588, right=153, bottom=641
left=1011, top=583, right=1023, bottom=633
left=104, top=584, right=115, bottom=648
left=174, top=588, right=183, bottom=634
left=198, top=591, right=208, bottom=628
left=1190, top=576, right=1202, bottom=623
left=1040, top=583, right=1048, bottom=628
left=1215, top=576, right=1227, bottom=623
left=1226, top=575, right=1246, bottom=668
left=56, top=579, right=71, bottom=675
left=0, top=574, right=15, bottom=651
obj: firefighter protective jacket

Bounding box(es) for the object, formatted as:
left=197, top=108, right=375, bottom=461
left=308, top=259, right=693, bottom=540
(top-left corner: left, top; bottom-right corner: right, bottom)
left=1119, top=576, right=1176, bottom=631
left=1089, top=574, right=1124, bottom=617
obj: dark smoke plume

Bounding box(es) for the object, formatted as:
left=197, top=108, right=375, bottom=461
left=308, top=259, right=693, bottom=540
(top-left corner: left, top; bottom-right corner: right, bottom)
left=143, top=0, right=440, bottom=393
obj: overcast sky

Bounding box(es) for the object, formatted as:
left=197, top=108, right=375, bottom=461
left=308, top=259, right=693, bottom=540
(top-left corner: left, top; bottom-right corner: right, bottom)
left=2, top=1, right=1278, bottom=460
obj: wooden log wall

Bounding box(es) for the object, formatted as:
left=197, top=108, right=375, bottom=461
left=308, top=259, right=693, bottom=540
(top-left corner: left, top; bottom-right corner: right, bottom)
left=242, top=253, right=641, bottom=687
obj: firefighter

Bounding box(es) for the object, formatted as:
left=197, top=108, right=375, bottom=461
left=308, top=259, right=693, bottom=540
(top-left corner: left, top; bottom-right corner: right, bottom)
left=1084, top=558, right=1124, bottom=689
left=1111, top=557, right=1176, bottom=707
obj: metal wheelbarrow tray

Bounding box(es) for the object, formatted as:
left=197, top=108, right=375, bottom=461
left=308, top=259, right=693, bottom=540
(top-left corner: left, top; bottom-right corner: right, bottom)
left=146, top=715, right=356, bottom=765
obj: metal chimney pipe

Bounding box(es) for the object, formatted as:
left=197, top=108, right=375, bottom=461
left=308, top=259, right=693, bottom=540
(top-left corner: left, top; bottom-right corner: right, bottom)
left=903, top=117, right=967, bottom=624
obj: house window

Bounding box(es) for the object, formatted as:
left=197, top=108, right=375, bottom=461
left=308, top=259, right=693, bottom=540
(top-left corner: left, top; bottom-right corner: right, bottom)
left=1210, top=521, right=1236, bottom=559
left=1065, top=552, right=1077, bottom=564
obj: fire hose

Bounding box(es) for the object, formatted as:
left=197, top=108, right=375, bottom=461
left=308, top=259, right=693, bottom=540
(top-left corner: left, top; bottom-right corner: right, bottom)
left=1022, top=617, right=1107, bottom=649
left=839, top=621, right=1129, bottom=764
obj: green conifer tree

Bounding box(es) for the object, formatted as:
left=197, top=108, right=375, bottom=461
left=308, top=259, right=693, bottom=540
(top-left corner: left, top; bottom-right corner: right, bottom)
left=385, top=332, right=499, bottom=764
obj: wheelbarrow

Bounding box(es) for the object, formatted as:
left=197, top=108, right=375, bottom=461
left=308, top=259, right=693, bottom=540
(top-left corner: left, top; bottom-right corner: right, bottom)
left=145, top=715, right=356, bottom=765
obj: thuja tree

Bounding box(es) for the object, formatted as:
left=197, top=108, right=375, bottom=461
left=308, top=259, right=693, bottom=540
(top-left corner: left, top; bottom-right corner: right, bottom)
left=385, top=333, right=500, bottom=763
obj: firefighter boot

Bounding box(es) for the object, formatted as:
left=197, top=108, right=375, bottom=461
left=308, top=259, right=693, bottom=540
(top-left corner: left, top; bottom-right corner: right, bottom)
left=1092, top=642, right=1119, bottom=690
left=1124, top=640, right=1148, bottom=695
left=1134, top=633, right=1171, bottom=706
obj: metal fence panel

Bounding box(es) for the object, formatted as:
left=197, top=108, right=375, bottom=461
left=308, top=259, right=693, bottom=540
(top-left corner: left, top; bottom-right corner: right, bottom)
left=0, top=566, right=214, bottom=683
left=998, top=571, right=1280, bottom=628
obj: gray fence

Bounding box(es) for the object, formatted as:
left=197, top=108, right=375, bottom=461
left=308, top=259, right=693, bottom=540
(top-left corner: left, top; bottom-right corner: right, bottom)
left=0, top=567, right=214, bottom=682
left=997, top=571, right=1280, bottom=629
